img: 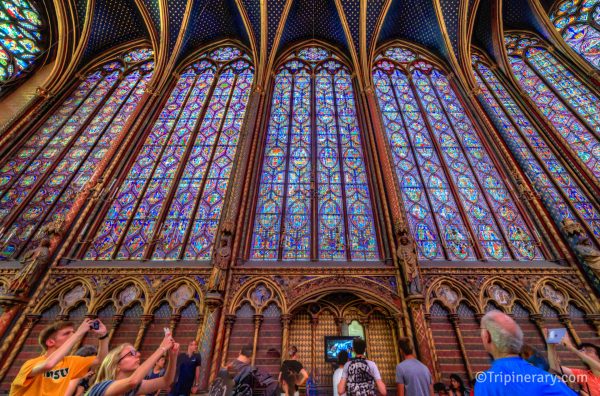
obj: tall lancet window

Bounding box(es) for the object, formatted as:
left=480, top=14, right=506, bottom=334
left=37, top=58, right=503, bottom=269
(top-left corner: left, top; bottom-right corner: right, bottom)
left=372, top=45, right=541, bottom=262
left=550, top=0, right=600, bottom=69
left=85, top=46, right=253, bottom=260
left=0, top=48, right=154, bottom=260
left=472, top=50, right=600, bottom=240
left=251, top=46, right=379, bottom=261
left=505, top=33, right=600, bottom=180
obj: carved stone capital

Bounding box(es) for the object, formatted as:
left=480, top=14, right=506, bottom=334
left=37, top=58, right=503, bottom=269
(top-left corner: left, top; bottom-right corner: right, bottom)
left=25, top=314, right=41, bottom=329
left=280, top=314, right=292, bottom=327
left=448, top=314, right=460, bottom=326
left=36, top=86, right=53, bottom=98
left=0, top=295, right=29, bottom=310
left=205, top=292, right=224, bottom=310
left=140, top=314, right=154, bottom=326
left=225, top=314, right=236, bottom=327
left=406, top=295, right=425, bottom=308
left=112, top=314, right=124, bottom=326
left=530, top=314, right=544, bottom=326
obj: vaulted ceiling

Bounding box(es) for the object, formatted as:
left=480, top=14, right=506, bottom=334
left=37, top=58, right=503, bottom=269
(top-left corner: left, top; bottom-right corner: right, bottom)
left=59, top=0, right=560, bottom=90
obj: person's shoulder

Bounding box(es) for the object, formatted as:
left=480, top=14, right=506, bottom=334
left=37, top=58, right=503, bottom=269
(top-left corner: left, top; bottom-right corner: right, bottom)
left=21, top=355, right=45, bottom=366
left=366, top=360, right=380, bottom=369
left=87, top=380, right=113, bottom=396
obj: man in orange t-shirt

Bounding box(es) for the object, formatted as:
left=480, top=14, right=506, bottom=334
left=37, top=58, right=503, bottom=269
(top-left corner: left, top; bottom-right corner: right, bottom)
left=10, top=317, right=109, bottom=396
left=547, top=330, right=600, bottom=396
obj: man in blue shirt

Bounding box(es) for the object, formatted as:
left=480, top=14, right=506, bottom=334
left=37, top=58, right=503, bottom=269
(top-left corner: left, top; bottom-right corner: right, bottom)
left=475, top=310, right=576, bottom=395
left=170, top=340, right=201, bottom=396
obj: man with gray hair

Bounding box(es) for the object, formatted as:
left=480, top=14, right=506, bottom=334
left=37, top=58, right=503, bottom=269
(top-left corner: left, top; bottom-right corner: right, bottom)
left=475, top=310, right=575, bottom=395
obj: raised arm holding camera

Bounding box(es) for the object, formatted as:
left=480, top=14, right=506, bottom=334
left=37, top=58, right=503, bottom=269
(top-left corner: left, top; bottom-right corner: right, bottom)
left=546, top=329, right=600, bottom=396
left=10, top=318, right=109, bottom=396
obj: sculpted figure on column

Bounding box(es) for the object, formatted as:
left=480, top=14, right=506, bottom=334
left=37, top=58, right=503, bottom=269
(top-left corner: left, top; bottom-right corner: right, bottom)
left=208, top=222, right=234, bottom=292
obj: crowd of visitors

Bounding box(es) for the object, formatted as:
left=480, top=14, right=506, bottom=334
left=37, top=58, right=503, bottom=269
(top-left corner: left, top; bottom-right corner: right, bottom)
left=8, top=310, right=600, bottom=395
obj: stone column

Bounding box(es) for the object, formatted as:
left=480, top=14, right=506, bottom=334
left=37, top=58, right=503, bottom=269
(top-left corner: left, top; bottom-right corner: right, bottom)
left=220, top=314, right=237, bottom=367
left=134, top=314, right=153, bottom=350
left=107, top=314, right=124, bottom=345
left=251, top=314, right=264, bottom=366
left=387, top=316, right=400, bottom=363
left=169, top=314, right=181, bottom=334
left=559, top=314, right=581, bottom=345
left=449, top=314, right=474, bottom=380
left=407, top=296, right=438, bottom=379
left=280, top=314, right=292, bottom=362
left=200, top=292, right=222, bottom=388
left=585, top=314, right=600, bottom=337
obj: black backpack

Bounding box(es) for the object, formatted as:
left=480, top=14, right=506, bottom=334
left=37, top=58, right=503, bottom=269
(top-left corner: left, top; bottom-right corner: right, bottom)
left=346, top=358, right=376, bottom=396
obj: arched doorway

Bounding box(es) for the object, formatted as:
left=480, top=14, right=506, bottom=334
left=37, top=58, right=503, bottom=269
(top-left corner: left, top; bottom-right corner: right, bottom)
left=288, top=292, right=400, bottom=393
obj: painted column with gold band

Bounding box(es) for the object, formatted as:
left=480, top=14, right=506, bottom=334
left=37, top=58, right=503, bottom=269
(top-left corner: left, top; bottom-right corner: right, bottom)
left=0, top=314, right=40, bottom=382
left=408, top=296, right=439, bottom=379
left=200, top=292, right=223, bottom=389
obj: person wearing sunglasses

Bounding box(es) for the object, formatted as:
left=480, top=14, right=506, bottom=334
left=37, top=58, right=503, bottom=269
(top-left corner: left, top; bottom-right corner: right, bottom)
left=86, top=333, right=179, bottom=396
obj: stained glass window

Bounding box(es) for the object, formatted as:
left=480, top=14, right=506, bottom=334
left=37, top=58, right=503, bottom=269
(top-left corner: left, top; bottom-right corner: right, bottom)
left=550, top=0, right=600, bottom=69
left=251, top=46, right=378, bottom=261
left=0, top=0, right=45, bottom=87
left=372, top=45, right=541, bottom=261
left=84, top=46, right=253, bottom=260
left=472, top=50, right=600, bottom=243
left=505, top=33, right=600, bottom=180
left=0, top=48, right=154, bottom=260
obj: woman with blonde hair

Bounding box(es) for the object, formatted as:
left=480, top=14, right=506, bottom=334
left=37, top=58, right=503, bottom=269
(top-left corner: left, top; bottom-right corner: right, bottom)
left=86, top=333, right=178, bottom=396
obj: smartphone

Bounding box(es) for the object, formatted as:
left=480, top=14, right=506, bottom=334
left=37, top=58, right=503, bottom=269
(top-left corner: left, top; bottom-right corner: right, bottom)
left=90, top=320, right=99, bottom=330
left=546, top=328, right=567, bottom=344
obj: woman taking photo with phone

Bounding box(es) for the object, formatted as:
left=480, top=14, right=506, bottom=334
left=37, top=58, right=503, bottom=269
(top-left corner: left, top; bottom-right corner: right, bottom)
left=546, top=328, right=600, bottom=395
left=86, top=333, right=179, bottom=396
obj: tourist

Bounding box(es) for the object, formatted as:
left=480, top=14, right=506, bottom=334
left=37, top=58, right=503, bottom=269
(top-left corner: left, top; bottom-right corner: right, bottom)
left=333, top=350, right=349, bottom=396
left=279, top=346, right=308, bottom=396
left=226, top=345, right=253, bottom=379
left=86, top=333, right=178, bottom=395
left=170, top=340, right=202, bottom=396
left=433, top=383, right=448, bottom=396
left=226, top=345, right=278, bottom=396
left=145, top=355, right=166, bottom=396
left=447, top=374, right=468, bottom=396
left=67, top=345, right=99, bottom=396
left=475, top=310, right=575, bottom=395
left=547, top=331, right=600, bottom=395
left=395, top=338, right=432, bottom=395
left=10, top=318, right=109, bottom=396
left=337, top=338, right=387, bottom=396
left=520, top=344, right=549, bottom=371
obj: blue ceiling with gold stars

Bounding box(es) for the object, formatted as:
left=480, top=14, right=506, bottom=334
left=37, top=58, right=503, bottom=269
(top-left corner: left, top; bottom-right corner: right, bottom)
left=379, top=0, right=448, bottom=59
left=71, top=0, right=547, bottom=71
left=82, top=0, right=147, bottom=63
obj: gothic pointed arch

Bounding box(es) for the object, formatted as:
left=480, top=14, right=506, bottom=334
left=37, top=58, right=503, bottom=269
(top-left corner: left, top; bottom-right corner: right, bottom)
left=82, top=43, right=254, bottom=261
left=372, top=41, right=542, bottom=262
left=249, top=43, right=380, bottom=262
left=471, top=47, right=600, bottom=246
left=0, top=46, right=154, bottom=260
left=550, top=0, right=600, bottom=69
left=504, top=32, right=600, bottom=181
